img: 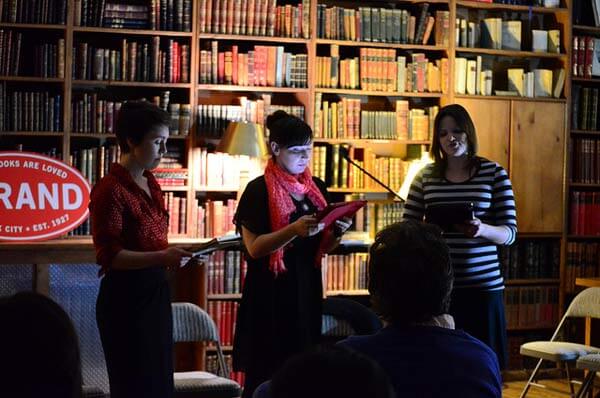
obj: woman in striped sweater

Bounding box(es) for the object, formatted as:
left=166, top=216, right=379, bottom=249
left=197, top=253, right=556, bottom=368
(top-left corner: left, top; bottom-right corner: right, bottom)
left=402, top=104, right=517, bottom=368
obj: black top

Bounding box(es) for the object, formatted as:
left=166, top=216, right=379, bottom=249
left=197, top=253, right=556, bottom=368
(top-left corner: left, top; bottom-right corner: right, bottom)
left=232, top=175, right=330, bottom=374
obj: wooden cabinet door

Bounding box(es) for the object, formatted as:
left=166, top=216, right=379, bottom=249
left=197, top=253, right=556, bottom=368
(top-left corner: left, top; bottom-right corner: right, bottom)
left=511, top=101, right=566, bottom=233
left=454, top=98, right=510, bottom=172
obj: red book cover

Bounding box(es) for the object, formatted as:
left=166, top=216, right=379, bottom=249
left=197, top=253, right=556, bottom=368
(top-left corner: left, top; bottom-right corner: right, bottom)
left=232, top=45, right=238, bottom=85
left=580, top=192, right=588, bottom=235
left=215, top=301, right=223, bottom=342
left=593, top=192, right=600, bottom=235
left=227, top=0, right=235, bottom=34
left=571, top=191, right=579, bottom=235
left=218, top=52, right=225, bottom=84
left=224, top=301, right=232, bottom=345
left=206, top=0, right=213, bottom=33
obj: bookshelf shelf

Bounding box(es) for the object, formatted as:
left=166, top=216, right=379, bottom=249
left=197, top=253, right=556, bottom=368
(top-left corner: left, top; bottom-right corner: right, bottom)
left=0, top=76, right=64, bottom=83
left=207, top=345, right=233, bottom=352
left=569, top=183, right=600, bottom=189
left=197, top=84, right=309, bottom=93
left=456, top=47, right=566, bottom=59
left=570, top=129, right=600, bottom=136
left=455, top=1, right=568, bottom=14
left=0, top=131, right=63, bottom=136
left=507, top=325, right=554, bottom=332
left=573, top=25, right=600, bottom=34
left=160, top=186, right=189, bottom=191
left=0, top=23, right=66, bottom=30
left=455, top=94, right=566, bottom=103
left=572, top=77, right=600, bottom=84
left=328, top=188, right=389, bottom=193
left=208, top=294, right=242, bottom=300
left=505, top=279, right=560, bottom=286
left=567, top=235, right=600, bottom=240
left=518, top=233, right=562, bottom=238
left=198, top=33, right=309, bottom=44
left=72, top=26, right=193, bottom=37
left=314, top=138, right=431, bottom=145
left=194, top=186, right=239, bottom=192
left=315, top=88, right=442, bottom=98
left=326, top=289, right=369, bottom=296
left=315, top=39, right=447, bottom=51
left=73, top=80, right=192, bottom=88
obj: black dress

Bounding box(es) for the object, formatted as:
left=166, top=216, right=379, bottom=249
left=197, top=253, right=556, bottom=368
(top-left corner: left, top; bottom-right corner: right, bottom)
left=232, top=176, right=330, bottom=398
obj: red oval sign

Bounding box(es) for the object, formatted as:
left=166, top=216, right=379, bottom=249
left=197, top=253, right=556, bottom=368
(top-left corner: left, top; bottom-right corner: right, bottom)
left=0, top=152, right=91, bottom=241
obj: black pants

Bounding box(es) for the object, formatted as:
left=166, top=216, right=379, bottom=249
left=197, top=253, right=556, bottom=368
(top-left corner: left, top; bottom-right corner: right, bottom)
left=97, top=267, right=174, bottom=398
left=450, top=288, right=508, bottom=369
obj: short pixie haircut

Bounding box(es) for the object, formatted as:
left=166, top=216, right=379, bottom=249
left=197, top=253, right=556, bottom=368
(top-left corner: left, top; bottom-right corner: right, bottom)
left=115, top=100, right=170, bottom=153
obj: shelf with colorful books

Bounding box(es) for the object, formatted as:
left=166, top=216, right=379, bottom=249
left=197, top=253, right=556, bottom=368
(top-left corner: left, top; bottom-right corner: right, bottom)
left=455, top=1, right=567, bottom=14
left=315, top=88, right=443, bottom=98
left=197, top=85, right=309, bottom=93
left=0, top=0, right=67, bottom=26
left=161, top=186, right=189, bottom=191
left=208, top=294, right=243, bottom=300
left=199, top=33, right=310, bottom=44
left=72, top=27, right=194, bottom=37
left=326, top=290, right=369, bottom=296
left=571, top=129, right=600, bottom=136
left=315, top=39, right=446, bottom=51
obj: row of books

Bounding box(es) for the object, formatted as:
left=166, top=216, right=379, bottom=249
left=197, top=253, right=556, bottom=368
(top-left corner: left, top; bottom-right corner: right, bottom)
left=569, top=191, right=600, bottom=235
left=313, top=95, right=436, bottom=141
left=571, top=138, right=600, bottom=184
left=316, top=47, right=447, bottom=94
left=572, top=36, right=599, bottom=78
left=153, top=168, right=188, bottom=186
left=0, top=32, right=65, bottom=78
left=206, top=300, right=239, bottom=346
left=312, top=145, right=408, bottom=191
left=504, top=286, right=559, bottom=330
left=454, top=57, right=493, bottom=96
left=190, top=147, right=264, bottom=190
left=197, top=102, right=304, bottom=139
left=0, top=0, right=66, bottom=24
left=572, top=86, right=600, bottom=131
left=73, top=0, right=193, bottom=31
left=206, top=354, right=245, bottom=386
left=504, top=67, right=565, bottom=98
left=73, top=38, right=190, bottom=84
left=564, top=241, right=600, bottom=294
left=206, top=250, right=247, bottom=295
left=164, top=192, right=187, bottom=235
left=71, top=94, right=191, bottom=136
left=498, top=240, right=560, bottom=280
left=316, top=5, right=450, bottom=46
left=0, top=87, right=62, bottom=132
left=190, top=199, right=237, bottom=240
left=69, top=143, right=120, bottom=186
left=323, top=252, right=369, bottom=292
left=198, top=0, right=310, bottom=38
left=199, top=42, right=308, bottom=88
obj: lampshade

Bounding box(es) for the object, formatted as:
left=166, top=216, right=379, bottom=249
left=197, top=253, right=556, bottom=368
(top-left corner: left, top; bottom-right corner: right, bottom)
left=216, top=121, right=269, bottom=158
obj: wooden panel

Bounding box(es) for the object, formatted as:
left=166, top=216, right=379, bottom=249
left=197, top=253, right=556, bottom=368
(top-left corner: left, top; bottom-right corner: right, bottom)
left=511, top=102, right=565, bottom=233
left=454, top=97, right=510, bottom=171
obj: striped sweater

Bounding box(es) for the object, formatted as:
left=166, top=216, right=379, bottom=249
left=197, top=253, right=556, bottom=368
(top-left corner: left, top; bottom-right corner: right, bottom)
left=402, top=158, right=517, bottom=291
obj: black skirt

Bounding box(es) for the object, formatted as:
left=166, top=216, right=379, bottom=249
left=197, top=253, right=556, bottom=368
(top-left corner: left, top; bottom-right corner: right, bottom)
left=96, top=267, right=174, bottom=398
left=449, top=289, right=507, bottom=369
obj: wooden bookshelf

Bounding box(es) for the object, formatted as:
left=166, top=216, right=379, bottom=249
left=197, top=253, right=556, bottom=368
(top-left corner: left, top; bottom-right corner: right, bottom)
left=207, top=294, right=242, bottom=300
left=326, top=289, right=369, bottom=296
left=315, top=88, right=443, bottom=97
left=72, top=26, right=193, bottom=37
left=0, top=131, right=64, bottom=136
left=72, top=80, right=192, bottom=88
left=569, top=183, right=600, bottom=189
left=314, top=138, right=431, bottom=145
left=199, top=33, right=310, bottom=44
left=455, top=47, right=566, bottom=59
left=0, top=76, right=65, bottom=83
left=197, top=84, right=309, bottom=93
left=571, top=129, right=600, bottom=136
left=572, top=77, right=600, bottom=84
left=455, top=1, right=568, bottom=14
left=454, top=94, right=567, bottom=103
left=0, top=23, right=66, bottom=30
left=505, top=279, right=560, bottom=286
left=573, top=25, right=600, bottom=34
left=315, top=39, right=447, bottom=51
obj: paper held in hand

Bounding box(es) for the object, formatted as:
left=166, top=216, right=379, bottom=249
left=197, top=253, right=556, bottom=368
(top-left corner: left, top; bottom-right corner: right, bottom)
left=190, top=234, right=242, bottom=258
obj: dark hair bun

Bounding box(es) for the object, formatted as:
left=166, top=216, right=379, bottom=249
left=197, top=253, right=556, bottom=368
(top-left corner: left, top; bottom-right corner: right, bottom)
left=266, top=110, right=289, bottom=131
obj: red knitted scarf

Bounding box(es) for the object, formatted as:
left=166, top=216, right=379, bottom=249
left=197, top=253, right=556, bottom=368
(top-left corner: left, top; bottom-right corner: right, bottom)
left=264, top=158, right=327, bottom=275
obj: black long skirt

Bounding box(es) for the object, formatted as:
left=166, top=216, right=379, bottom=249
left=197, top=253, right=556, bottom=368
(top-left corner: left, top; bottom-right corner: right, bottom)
left=96, top=267, right=174, bottom=398
left=449, top=288, right=508, bottom=369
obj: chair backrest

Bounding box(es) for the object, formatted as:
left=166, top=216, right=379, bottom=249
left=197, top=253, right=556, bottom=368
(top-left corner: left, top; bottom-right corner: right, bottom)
left=322, top=297, right=382, bottom=339
left=564, top=288, right=600, bottom=320
left=172, top=302, right=219, bottom=343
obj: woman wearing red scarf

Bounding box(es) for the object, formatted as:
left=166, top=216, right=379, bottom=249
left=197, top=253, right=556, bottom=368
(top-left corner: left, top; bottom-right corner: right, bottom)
left=232, top=111, right=351, bottom=397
